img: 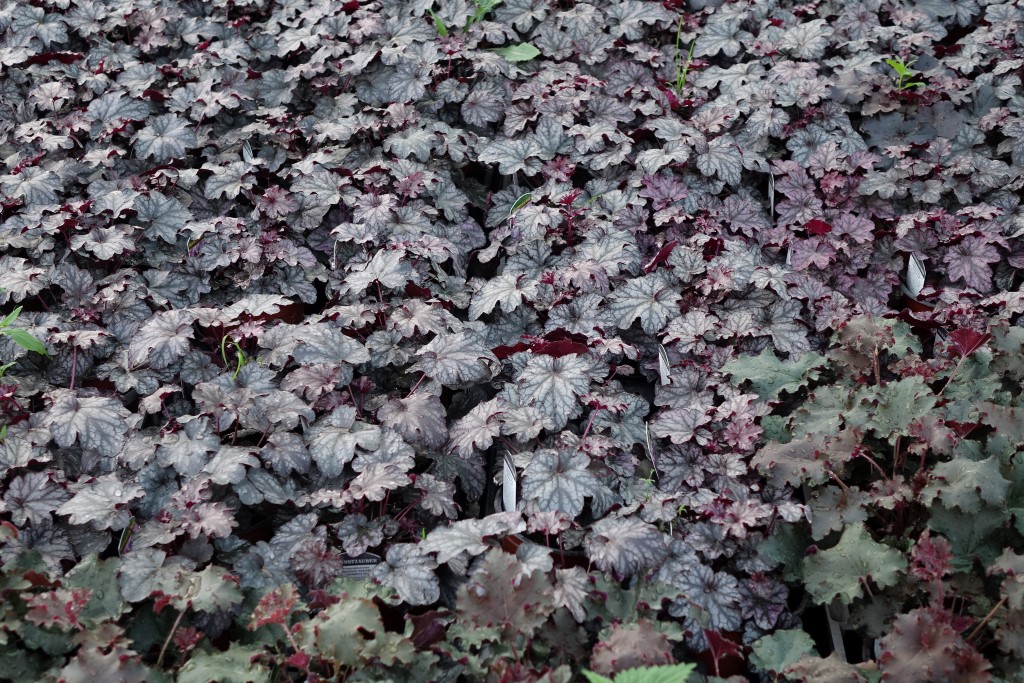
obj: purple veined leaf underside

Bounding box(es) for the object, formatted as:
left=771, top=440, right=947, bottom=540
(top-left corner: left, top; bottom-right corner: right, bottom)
left=905, top=253, right=926, bottom=299
left=242, top=139, right=255, bottom=165
left=644, top=421, right=660, bottom=483
left=658, top=344, right=672, bottom=386
left=502, top=451, right=518, bottom=513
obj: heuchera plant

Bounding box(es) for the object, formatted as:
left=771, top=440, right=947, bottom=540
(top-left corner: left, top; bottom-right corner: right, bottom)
left=0, top=0, right=1021, bottom=679
left=731, top=316, right=1024, bottom=680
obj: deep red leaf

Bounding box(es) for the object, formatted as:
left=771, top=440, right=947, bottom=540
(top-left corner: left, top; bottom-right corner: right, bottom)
left=805, top=219, right=832, bottom=235
left=22, top=52, right=84, bottom=66
left=948, top=329, right=991, bottom=358
left=405, top=282, right=433, bottom=298
left=703, top=237, right=724, bottom=260
left=643, top=239, right=679, bottom=273
left=492, top=341, right=530, bottom=359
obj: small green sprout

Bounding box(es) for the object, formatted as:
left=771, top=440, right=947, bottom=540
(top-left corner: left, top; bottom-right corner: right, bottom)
left=0, top=305, right=48, bottom=442
left=427, top=0, right=502, bottom=36
left=427, top=8, right=447, bottom=37
left=507, top=191, right=533, bottom=234
left=885, top=56, right=926, bottom=91
left=465, top=0, right=502, bottom=29
left=118, top=516, right=137, bottom=556
left=509, top=192, right=533, bottom=218
left=0, top=306, right=49, bottom=356
left=220, top=333, right=250, bottom=380
left=673, top=17, right=696, bottom=95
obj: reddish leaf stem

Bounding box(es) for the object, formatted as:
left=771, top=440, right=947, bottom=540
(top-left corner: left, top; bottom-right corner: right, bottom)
left=157, top=608, right=186, bottom=668
left=938, top=356, right=966, bottom=397
left=405, top=372, right=426, bottom=398
left=967, top=596, right=1007, bottom=642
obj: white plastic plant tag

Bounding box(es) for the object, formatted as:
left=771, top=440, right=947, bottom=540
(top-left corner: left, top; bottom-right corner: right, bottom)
left=502, top=451, right=517, bottom=513
left=242, top=139, right=254, bottom=165
left=785, top=247, right=792, bottom=267
left=657, top=344, right=672, bottom=386
left=768, top=172, right=776, bottom=217
left=340, top=552, right=382, bottom=579
left=905, top=253, right=926, bottom=298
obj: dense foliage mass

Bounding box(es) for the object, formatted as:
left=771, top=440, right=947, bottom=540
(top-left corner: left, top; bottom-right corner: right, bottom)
left=0, top=0, right=1022, bottom=680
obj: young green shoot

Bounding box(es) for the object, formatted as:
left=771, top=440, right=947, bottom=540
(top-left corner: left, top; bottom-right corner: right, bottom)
left=220, top=333, right=249, bottom=380
left=427, top=8, right=448, bottom=36
left=427, top=0, right=502, bottom=36
left=0, top=306, right=49, bottom=356
left=674, top=17, right=696, bottom=95
left=466, top=0, right=502, bottom=29
left=508, top=191, right=532, bottom=234
left=885, top=56, right=925, bottom=91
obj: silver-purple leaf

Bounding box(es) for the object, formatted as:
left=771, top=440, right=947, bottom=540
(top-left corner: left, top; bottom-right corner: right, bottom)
left=521, top=448, right=599, bottom=517
left=45, top=390, right=132, bottom=458
left=585, top=516, right=669, bottom=576
left=372, top=543, right=440, bottom=606
left=378, top=392, right=448, bottom=448
left=57, top=474, right=143, bottom=531
left=3, top=471, right=69, bottom=526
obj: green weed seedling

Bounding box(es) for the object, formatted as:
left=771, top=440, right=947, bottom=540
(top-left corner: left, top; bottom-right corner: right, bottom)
left=427, top=8, right=448, bottom=36
left=0, top=305, right=47, bottom=442
left=0, top=306, right=49, bottom=357
left=220, top=333, right=250, bottom=380
left=428, top=0, right=503, bottom=36
left=673, top=18, right=696, bottom=95
left=465, top=0, right=502, bottom=29
left=885, top=56, right=925, bottom=91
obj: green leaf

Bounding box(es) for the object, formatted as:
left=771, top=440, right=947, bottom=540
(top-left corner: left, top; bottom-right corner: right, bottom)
left=884, top=58, right=912, bottom=76
left=177, top=645, right=271, bottom=683
left=2, top=328, right=48, bottom=355
left=721, top=348, right=825, bottom=401
left=427, top=8, right=448, bottom=36
left=0, top=647, right=44, bottom=682
left=64, top=555, right=124, bottom=623
left=492, top=42, right=541, bottom=62
left=0, top=305, right=22, bottom=328
left=751, top=630, right=818, bottom=674
left=118, top=516, right=137, bottom=557
left=991, top=548, right=1024, bottom=609
left=758, top=524, right=809, bottom=582
left=583, top=663, right=697, bottom=683
left=865, top=376, right=936, bottom=443
left=789, top=385, right=850, bottom=436
left=808, top=486, right=870, bottom=541
left=19, top=621, right=75, bottom=656
left=751, top=434, right=828, bottom=488
left=803, top=523, right=906, bottom=604
left=979, top=401, right=1024, bottom=444
left=509, top=192, right=533, bottom=216
left=923, top=455, right=1010, bottom=514
left=178, top=565, right=244, bottom=613
left=929, top=505, right=1005, bottom=572
left=303, top=597, right=385, bottom=667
